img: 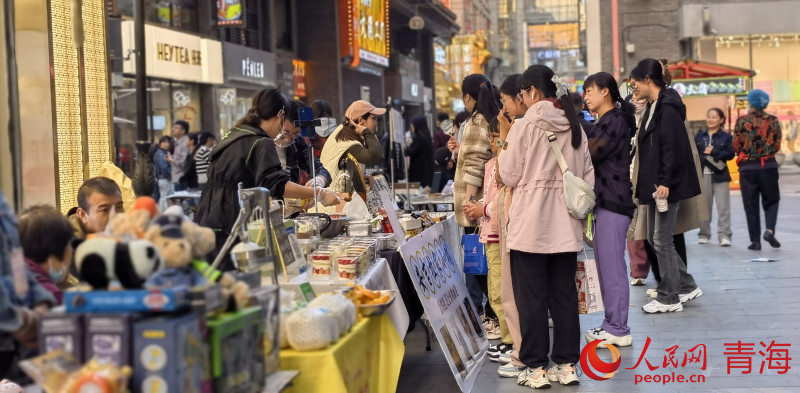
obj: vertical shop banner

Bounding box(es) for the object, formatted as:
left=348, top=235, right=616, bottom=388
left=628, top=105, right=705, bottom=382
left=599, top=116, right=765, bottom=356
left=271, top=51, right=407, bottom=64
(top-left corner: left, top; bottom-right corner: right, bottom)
left=398, top=223, right=488, bottom=392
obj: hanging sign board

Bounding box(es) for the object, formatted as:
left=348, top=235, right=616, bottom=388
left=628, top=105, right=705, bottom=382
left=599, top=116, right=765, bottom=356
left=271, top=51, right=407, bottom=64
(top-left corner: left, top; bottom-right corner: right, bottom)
left=672, top=77, right=748, bottom=97
left=398, top=223, right=488, bottom=392
left=216, top=0, right=245, bottom=27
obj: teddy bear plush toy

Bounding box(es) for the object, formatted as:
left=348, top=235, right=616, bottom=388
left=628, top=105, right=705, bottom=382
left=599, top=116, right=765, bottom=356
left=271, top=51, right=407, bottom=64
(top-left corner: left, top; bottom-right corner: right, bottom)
left=110, top=196, right=160, bottom=241
left=144, top=214, right=250, bottom=310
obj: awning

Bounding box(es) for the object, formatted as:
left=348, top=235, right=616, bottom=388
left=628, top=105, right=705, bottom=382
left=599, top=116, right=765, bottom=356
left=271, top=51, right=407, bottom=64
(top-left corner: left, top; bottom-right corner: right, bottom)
left=668, top=57, right=755, bottom=80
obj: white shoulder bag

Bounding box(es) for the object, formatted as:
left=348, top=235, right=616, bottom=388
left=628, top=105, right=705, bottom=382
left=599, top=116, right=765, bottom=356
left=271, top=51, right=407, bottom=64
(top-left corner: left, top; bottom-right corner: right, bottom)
left=545, top=131, right=596, bottom=220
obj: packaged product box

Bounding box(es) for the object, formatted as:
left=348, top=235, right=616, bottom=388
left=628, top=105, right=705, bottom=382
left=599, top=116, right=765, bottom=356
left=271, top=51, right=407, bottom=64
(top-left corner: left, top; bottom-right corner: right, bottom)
left=38, top=313, right=84, bottom=362
left=65, top=286, right=190, bottom=313
left=248, top=286, right=280, bottom=375
left=84, top=313, right=142, bottom=367
left=576, top=259, right=604, bottom=314
left=132, top=313, right=206, bottom=393
left=206, top=307, right=264, bottom=393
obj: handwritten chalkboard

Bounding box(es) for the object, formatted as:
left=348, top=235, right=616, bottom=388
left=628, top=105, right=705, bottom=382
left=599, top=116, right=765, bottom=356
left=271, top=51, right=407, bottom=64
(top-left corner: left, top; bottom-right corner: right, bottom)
left=268, top=206, right=295, bottom=274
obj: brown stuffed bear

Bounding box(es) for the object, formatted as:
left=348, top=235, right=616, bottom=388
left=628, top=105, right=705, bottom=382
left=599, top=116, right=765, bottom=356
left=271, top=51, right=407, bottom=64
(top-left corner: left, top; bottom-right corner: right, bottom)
left=145, top=214, right=250, bottom=310
left=110, top=196, right=160, bottom=241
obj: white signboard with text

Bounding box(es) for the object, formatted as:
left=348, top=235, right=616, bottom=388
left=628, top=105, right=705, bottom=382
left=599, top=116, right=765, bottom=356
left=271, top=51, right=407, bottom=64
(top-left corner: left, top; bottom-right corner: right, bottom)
left=398, top=223, right=488, bottom=392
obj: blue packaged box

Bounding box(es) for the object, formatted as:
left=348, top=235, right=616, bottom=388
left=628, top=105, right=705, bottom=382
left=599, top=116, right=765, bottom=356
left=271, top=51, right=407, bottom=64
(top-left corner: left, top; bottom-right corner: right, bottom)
left=38, top=313, right=84, bottom=362
left=84, top=313, right=142, bottom=367
left=65, top=287, right=190, bottom=313
left=132, top=313, right=207, bottom=393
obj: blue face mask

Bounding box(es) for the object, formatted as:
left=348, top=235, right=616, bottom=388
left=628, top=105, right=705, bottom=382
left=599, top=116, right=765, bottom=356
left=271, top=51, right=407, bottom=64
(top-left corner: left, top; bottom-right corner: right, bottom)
left=49, top=263, right=67, bottom=283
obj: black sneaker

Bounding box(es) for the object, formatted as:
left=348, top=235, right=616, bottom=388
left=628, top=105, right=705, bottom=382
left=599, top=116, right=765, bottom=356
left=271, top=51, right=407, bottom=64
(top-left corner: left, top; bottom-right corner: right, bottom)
left=748, top=242, right=762, bottom=251
left=764, top=231, right=781, bottom=248
left=488, top=344, right=500, bottom=356
left=490, top=343, right=513, bottom=362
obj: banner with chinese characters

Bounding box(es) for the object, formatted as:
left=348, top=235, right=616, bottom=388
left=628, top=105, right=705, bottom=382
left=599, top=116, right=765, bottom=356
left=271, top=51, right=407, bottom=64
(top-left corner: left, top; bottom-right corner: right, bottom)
left=398, top=223, right=488, bottom=392
left=672, top=77, right=748, bottom=97
left=338, top=0, right=390, bottom=67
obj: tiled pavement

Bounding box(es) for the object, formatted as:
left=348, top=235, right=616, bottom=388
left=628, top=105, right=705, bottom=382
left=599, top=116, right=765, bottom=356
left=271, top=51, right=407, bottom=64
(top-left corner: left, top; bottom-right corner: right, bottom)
left=397, top=165, right=800, bottom=393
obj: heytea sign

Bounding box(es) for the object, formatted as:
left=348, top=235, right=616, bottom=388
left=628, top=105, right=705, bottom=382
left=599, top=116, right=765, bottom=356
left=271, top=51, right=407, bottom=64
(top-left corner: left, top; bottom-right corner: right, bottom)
left=242, top=58, right=264, bottom=79
left=157, top=43, right=202, bottom=66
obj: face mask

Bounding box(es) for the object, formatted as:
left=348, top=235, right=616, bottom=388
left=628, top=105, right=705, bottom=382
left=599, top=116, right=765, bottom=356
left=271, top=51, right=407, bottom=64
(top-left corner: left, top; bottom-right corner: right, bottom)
left=274, top=131, right=294, bottom=148
left=49, top=262, right=67, bottom=283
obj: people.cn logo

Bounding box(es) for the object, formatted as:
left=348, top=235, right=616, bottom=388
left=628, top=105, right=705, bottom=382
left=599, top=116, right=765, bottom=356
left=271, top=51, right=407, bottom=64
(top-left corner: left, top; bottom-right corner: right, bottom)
left=581, top=340, right=622, bottom=381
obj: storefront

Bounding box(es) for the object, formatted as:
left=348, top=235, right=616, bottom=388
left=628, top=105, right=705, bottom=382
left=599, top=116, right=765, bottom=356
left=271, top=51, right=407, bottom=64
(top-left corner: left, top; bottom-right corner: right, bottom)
left=116, top=22, right=223, bottom=159
left=338, top=0, right=389, bottom=107
left=218, top=43, right=278, bottom=132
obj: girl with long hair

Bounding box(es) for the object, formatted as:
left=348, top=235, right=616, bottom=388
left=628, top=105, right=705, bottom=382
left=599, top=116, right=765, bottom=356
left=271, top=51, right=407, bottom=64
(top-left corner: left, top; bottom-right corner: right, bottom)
left=581, top=72, right=638, bottom=348
left=497, top=65, right=593, bottom=388
left=695, top=108, right=735, bottom=246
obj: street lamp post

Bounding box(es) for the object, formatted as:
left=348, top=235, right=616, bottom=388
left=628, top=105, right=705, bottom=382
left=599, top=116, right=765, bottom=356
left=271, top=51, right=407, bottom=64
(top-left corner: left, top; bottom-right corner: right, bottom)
left=134, top=0, right=149, bottom=155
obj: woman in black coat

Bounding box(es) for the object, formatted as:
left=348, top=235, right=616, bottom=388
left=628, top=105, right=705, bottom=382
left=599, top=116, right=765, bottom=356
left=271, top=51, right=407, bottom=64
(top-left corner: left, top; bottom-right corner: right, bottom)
left=630, top=59, right=702, bottom=314
left=405, top=116, right=435, bottom=188
left=694, top=108, right=735, bottom=246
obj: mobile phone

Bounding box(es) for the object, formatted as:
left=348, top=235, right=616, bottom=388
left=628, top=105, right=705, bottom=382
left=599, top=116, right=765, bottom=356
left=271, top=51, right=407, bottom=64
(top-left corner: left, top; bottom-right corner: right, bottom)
left=503, top=110, right=512, bottom=122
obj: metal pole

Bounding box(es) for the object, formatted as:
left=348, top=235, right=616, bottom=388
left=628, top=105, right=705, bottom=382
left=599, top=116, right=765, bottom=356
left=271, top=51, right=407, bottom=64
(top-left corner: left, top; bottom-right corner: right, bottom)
left=134, top=0, right=149, bottom=155
left=4, top=0, right=23, bottom=211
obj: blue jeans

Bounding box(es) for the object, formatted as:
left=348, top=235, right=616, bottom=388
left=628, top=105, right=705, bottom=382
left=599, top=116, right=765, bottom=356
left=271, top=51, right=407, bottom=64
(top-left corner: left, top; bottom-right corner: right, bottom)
left=646, top=203, right=699, bottom=304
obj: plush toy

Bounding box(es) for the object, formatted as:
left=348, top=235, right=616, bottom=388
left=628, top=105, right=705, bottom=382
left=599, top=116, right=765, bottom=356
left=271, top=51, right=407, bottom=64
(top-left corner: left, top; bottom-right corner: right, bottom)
left=109, top=196, right=160, bottom=241
left=144, top=215, right=207, bottom=288
left=74, top=238, right=163, bottom=290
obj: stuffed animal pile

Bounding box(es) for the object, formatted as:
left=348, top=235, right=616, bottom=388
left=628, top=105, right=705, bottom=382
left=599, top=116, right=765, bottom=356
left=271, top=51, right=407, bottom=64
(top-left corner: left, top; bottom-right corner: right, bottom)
left=73, top=196, right=250, bottom=310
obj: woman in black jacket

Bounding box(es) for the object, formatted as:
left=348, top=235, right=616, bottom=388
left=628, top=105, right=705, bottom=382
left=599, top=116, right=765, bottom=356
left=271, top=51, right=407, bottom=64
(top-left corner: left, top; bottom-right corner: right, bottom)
left=630, top=59, right=702, bottom=314
left=695, top=108, right=735, bottom=246
left=405, top=116, right=435, bottom=188
left=194, top=89, right=339, bottom=270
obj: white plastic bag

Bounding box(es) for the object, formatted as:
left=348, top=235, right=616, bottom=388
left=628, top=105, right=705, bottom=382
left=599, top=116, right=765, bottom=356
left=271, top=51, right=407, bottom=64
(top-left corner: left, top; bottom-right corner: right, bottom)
left=286, top=307, right=340, bottom=351
left=309, top=293, right=356, bottom=336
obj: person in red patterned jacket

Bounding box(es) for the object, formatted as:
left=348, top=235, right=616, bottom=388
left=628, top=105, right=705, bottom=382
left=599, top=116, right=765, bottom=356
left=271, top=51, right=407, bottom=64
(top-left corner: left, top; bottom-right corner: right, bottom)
left=733, top=89, right=782, bottom=251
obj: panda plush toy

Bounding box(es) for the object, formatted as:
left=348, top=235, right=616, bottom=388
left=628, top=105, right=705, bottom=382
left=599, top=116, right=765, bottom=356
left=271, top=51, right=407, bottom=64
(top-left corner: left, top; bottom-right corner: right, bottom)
left=74, top=238, right=163, bottom=290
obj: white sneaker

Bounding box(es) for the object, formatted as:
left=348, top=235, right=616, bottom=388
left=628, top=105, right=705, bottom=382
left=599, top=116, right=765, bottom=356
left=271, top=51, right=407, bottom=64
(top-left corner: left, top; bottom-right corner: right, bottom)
left=631, top=278, right=645, bottom=286
left=646, top=288, right=657, bottom=298
left=720, top=239, right=731, bottom=247
left=517, top=367, right=551, bottom=389
left=585, top=328, right=633, bottom=348
left=546, top=363, right=580, bottom=386
left=698, top=238, right=709, bottom=244
left=499, top=363, right=527, bottom=378
left=642, top=299, right=683, bottom=313
left=679, top=287, right=703, bottom=303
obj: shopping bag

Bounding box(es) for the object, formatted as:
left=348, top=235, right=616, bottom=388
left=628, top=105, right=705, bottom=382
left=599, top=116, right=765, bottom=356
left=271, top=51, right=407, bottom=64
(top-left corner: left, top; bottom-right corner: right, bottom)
left=576, top=258, right=604, bottom=314
left=462, top=234, right=488, bottom=275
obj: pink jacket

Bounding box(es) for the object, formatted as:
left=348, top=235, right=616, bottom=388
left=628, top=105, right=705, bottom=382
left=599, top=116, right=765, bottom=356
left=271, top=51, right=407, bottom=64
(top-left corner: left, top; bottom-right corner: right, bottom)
left=497, top=100, right=595, bottom=254
left=478, top=157, right=500, bottom=243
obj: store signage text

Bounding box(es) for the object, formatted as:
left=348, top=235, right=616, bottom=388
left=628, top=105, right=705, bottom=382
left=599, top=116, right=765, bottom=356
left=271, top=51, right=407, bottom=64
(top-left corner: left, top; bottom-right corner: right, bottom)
left=672, top=77, right=748, bottom=97
left=242, top=58, right=265, bottom=78
left=293, top=60, right=306, bottom=97
left=359, top=49, right=389, bottom=67
left=157, top=43, right=202, bottom=66
left=339, top=0, right=389, bottom=68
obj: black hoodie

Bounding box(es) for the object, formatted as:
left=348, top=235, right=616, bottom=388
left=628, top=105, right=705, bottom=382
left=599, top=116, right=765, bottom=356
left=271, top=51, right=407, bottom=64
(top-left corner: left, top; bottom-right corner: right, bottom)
left=635, top=88, right=701, bottom=205
left=194, top=124, right=290, bottom=234
left=587, top=108, right=637, bottom=217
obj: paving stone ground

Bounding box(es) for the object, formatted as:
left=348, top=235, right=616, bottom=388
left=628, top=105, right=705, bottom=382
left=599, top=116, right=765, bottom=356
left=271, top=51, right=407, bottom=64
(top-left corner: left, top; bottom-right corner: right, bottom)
left=397, top=165, right=800, bottom=393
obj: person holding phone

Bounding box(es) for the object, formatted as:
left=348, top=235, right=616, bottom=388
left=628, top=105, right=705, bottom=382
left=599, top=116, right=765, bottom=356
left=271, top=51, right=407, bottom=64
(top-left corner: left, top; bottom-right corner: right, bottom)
left=695, top=108, right=734, bottom=246
left=319, top=100, right=385, bottom=191
left=280, top=100, right=331, bottom=189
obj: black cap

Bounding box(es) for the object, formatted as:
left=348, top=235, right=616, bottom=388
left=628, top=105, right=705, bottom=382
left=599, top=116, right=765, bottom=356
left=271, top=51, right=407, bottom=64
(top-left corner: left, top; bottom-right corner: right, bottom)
left=154, top=215, right=183, bottom=239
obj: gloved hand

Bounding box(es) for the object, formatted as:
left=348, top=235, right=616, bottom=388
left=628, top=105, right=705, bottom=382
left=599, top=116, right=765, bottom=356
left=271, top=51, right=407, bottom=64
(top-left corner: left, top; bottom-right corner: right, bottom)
left=305, top=176, right=327, bottom=189
left=316, top=188, right=341, bottom=207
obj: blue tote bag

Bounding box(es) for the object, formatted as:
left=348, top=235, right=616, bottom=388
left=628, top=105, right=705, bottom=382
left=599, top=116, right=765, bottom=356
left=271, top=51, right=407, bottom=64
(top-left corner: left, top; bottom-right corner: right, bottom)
left=462, top=234, right=488, bottom=275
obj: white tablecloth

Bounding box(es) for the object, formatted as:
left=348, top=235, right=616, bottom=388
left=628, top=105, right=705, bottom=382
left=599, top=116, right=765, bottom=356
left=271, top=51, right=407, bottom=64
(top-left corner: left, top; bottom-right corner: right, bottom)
left=279, top=258, right=410, bottom=340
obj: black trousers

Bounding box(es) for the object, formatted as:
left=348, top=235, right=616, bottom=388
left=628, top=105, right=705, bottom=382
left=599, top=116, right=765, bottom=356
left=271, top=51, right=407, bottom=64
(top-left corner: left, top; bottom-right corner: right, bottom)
left=740, top=169, right=780, bottom=243
left=510, top=250, right=580, bottom=368
left=644, top=233, right=687, bottom=283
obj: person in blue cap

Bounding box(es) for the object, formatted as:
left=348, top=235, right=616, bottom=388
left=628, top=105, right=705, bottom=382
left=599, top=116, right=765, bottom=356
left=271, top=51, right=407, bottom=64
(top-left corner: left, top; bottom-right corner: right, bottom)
left=733, top=89, right=783, bottom=250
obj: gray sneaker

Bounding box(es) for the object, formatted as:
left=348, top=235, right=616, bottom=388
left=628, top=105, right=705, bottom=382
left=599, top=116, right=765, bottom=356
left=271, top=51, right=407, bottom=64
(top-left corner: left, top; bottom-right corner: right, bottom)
left=517, top=367, right=551, bottom=389
left=498, top=363, right=526, bottom=378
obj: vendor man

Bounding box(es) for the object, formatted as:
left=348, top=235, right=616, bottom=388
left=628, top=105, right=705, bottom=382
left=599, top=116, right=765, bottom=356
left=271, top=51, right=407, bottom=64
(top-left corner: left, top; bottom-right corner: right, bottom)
left=68, top=177, right=125, bottom=239
left=279, top=100, right=332, bottom=188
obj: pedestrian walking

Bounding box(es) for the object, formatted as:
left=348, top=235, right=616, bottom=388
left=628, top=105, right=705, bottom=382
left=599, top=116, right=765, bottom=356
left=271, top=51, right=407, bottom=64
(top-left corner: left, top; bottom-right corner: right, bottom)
left=179, top=132, right=200, bottom=191
left=696, top=108, right=735, bottom=246
left=167, top=120, right=190, bottom=193
left=194, top=131, right=215, bottom=191
left=433, top=112, right=451, bottom=150
left=153, top=136, right=173, bottom=209
left=733, top=89, right=782, bottom=250
left=630, top=59, right=703, bottom=314
left=497, top=65, right=592, bottom=389
left=406, top=116, right=435, bottom=188
left=581, top=72, right=637, bottom=347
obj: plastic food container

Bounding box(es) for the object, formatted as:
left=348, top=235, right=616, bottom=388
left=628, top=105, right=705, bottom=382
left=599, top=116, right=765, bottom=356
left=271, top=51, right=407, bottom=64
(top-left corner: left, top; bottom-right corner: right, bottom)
left=309, top=252, right=334, bottom=280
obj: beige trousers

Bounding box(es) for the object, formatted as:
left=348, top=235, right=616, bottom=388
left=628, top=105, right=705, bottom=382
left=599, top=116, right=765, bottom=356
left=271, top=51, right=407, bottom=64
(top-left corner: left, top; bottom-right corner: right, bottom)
left=497, top=187, right=524, bottom=366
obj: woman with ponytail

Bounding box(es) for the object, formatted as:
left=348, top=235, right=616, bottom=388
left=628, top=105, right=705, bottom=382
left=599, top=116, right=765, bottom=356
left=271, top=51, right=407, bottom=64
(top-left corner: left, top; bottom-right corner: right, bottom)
left=496, top=65, right=593, bottom=389
left=195, top=89, right=340, bottom=270
left=581, top=72, right=637, bottom=348
left=456, top=74, right=501, bottom=336
left=629, top=59, right=703, bottom=314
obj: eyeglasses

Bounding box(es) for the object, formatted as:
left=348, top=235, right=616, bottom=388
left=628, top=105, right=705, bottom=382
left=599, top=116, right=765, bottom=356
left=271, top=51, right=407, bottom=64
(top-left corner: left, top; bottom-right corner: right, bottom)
left=627, top=82, right=637, bottom=91
left=518, top=87, right=532, bottom=100
left=487, top=133, right=500, bottom=141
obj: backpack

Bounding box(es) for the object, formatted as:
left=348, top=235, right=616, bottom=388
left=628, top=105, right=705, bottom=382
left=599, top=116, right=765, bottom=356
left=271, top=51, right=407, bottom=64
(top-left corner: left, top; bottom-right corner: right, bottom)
left=545, top=131, right=596, bottom=220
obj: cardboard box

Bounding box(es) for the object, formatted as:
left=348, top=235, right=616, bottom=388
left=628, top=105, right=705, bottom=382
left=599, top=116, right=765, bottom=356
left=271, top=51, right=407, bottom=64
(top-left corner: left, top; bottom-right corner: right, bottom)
left=248, top=286, right=280, bottom=375
left=65, top=287, right=190, bottom=313
left=576, top=259, right=604, bottom=314
left=84, top=313, right=141, bottom=367
left=206, top=307, right=264, bottom=393
left=38, top=313, right=84, bottom=362
left=132, top=314, right=206, bottom=393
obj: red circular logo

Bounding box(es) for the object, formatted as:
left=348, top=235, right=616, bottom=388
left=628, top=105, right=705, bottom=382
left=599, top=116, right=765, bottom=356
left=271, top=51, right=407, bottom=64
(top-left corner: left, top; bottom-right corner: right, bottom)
left=580, top=340, right=622, bottom=381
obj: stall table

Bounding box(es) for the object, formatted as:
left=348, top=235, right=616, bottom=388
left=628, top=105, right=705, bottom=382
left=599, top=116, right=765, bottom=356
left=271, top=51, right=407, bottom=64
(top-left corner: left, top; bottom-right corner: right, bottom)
left=279, top=314, right=404, bottom=393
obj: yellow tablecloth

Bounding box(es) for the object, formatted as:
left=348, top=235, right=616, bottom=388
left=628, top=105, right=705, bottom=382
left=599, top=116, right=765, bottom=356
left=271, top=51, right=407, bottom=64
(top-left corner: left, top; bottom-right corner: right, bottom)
left=279, top=314, right=405, bottom=393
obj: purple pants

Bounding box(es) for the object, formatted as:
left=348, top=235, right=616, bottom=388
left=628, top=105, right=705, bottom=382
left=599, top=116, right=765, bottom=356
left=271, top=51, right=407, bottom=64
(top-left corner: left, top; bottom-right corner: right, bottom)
left=594, top=207, right=632, bottom=336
